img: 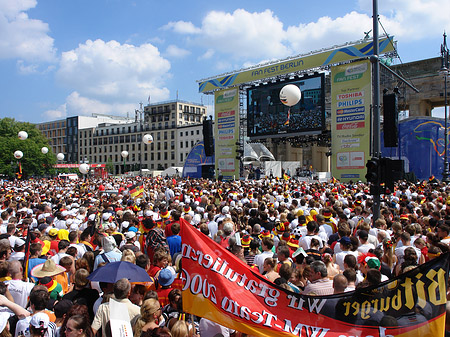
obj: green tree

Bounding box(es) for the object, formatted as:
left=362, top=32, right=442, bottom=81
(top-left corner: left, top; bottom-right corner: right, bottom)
left=0, top=118, right=56, bottom=178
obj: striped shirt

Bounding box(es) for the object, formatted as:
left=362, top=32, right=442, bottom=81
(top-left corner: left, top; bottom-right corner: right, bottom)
left=302, top=278, right=334, bottom=296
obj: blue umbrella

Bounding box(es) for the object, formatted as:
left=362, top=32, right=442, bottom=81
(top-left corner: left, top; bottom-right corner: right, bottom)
left=87, top=261, right=152, bottom=283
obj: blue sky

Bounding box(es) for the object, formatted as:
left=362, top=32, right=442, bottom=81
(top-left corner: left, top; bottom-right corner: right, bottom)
left=1, top=0, right=449, bottom=123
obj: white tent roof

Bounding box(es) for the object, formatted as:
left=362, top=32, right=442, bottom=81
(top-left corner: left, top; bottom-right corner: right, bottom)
left=242, top=142, right=275, bottom=162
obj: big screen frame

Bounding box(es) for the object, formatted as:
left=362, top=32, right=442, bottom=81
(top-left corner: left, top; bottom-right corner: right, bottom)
left=247, top=73, right=325, bottom=139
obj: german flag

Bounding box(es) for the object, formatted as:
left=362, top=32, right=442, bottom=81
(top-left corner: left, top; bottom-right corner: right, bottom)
left=283, top=173, right=290, bottom=181
left=129, top=182, right=144, bottom=199
left=16, top=162, right=22, bottom=179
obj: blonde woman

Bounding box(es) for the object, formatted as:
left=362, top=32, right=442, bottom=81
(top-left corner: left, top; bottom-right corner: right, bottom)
left=121, top=249, right=136, bottom=264
left=263, top=258, right=280, bottom=283
left=133, top=298, right=162, bottom=337
left=170, top=320, right=194, bottom=337
left=381, top=238, right=397, bottom=273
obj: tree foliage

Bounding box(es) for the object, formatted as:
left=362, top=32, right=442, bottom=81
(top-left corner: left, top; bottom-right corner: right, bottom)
left=0, top=118, right=56, bottom=178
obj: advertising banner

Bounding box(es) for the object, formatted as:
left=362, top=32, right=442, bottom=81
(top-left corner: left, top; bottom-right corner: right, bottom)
left=199, top=37, right=394, bottom=93
left=331, top=59, right=372, bottom=181
left=180, top=220, right=448, bottom=337
left=214, top=88, right=240, bottom=180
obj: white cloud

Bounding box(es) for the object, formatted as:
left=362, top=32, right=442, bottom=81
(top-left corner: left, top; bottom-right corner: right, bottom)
left=43, top=103, right=66, bottom=120
left=0, top=0, right=56, bottom=62
left=162, top=21, right=201, bottom=34
left=165, top=45, right=190, bottom=58
left=16, top=60, right=38, bottom=74
left=286, top=12, right=372, bottom=54
left=197, top=9, right=289, bottom=60
left=198, top=49, right=214, bottom=60
left=42, top=91, right=142, bottom=120
left=56, top=39, right=171, bottom=103
left=167, top=2, right=450, bottom=66
left=375, top=0, right=450, bottom=41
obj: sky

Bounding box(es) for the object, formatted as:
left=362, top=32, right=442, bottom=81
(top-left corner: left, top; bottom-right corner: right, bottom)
left=0, top=0, right=449, bottom=123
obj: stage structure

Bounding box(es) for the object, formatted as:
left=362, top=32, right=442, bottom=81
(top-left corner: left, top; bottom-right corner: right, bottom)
left=198, top=37, right=395, bottom=181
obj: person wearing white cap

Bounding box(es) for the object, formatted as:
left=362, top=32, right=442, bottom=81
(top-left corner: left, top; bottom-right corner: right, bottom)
left=119, top=232, right=140, bottom=253
left=29, top=312, right=50, bottom=337
left=15, top=286, right=57, bottom=337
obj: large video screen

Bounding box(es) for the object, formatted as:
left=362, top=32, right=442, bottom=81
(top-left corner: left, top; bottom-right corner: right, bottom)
left=247, top=73, right=325, bottom=139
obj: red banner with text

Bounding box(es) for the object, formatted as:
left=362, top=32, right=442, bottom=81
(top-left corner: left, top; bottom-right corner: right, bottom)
left=180, top=220, right=449, bottom=336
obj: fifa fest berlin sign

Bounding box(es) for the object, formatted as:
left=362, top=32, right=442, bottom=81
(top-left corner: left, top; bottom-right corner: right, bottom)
left=198, top=37, right=394, bottom=93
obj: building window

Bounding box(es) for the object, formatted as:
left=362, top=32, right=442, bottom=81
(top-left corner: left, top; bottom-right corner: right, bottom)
left=180, top=153, right=183, bottom=162
left=179, top=105, right=182, bottom=110
left=180, top=142, right=183, bottom=148
left=157, top=153, right=161, bottom=160
left=196, top=130, right=200, bottom=135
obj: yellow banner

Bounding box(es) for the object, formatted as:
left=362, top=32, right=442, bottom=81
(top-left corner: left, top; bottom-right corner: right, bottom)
left=331, top=59, right=372, bottom=182
left=214, top=88, right=240, bottom=180
left=199, top=37, right=394, bottom=93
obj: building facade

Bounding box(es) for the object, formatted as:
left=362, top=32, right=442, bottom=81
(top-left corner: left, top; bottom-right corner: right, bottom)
left=39, top=100, right=207, bottom=175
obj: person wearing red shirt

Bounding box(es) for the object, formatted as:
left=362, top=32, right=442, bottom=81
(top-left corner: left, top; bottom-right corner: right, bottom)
left=156, top=268, right=174, bottom=307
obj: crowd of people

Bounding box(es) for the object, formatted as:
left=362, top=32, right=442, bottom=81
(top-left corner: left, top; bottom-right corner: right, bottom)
left=0, top=175, right=449, bottom=337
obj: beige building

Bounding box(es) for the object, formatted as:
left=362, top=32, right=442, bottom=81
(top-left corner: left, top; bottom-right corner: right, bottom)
left=78, top=100, right=207, bottom=174
left=37, top=119, right=67, bottom=157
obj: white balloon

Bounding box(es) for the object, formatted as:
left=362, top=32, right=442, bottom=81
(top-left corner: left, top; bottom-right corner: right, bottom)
left=18, top=131, right=28, bottom=140
left=142, top=134, right=153, bottom=144
left=79, top=163, right=90, bottom=174
left=121, top=150, right=129, bottom=158
left=41, top=147, right=49, bottom=154
left=280, top=84, right=301, bottom=107
left=57, top=153, right=65, bottom=161
left=14, top=150, right=23, bottom=159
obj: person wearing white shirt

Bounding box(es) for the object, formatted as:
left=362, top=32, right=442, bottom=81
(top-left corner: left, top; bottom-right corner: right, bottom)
left=51, top=240, right=70, bottom=265
left=394, top=232, right=421, bottom=264
left=357, top=230, right=375, bottom=254
left=5, top=261, right=34, bottom=308
left=334, top=237, right=359, bottom=271
left=299, top=221, right=323, bottom=250
left=253, top=237, right=274, bottom=274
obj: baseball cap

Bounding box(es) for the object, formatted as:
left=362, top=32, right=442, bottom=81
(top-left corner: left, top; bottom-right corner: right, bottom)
left=366, top=257, right=381, bottom=270
left=30, top=312, right=49, bottom=329
left=125, top=231, right=136, bottom=240
left=338, top=236, right=351, bottom=245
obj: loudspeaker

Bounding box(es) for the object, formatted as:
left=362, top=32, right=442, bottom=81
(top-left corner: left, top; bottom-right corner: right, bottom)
left=202, top=119, right=214, bottom=156
left=381, top=158, right=404, bottom=192
left=201, top=164, right=215, bottom=179
left=383, top=93, right=398, bottom=147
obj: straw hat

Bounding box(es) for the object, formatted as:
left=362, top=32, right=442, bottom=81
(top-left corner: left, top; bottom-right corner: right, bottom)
left=31, top=259, right=66, bottom=278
